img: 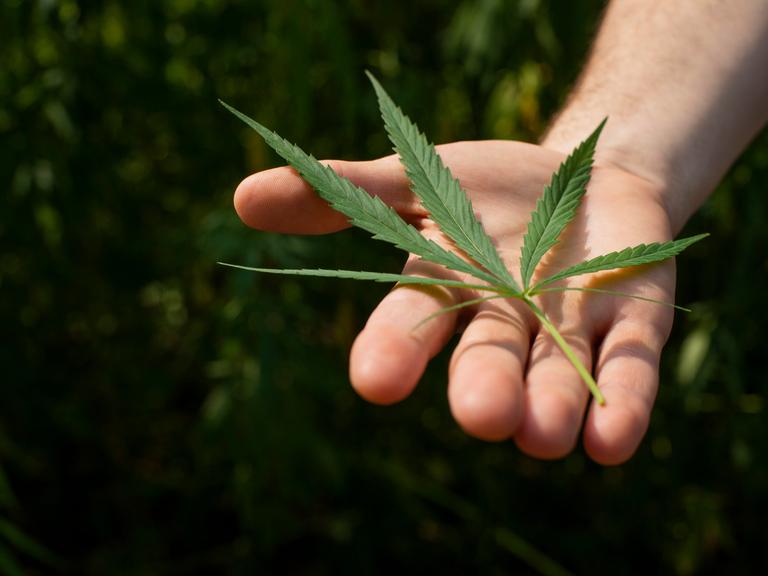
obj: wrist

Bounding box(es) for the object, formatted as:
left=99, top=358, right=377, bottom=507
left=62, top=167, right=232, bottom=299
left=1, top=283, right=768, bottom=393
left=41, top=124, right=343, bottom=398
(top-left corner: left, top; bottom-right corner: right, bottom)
left=542, top=114, right=694, bottom=234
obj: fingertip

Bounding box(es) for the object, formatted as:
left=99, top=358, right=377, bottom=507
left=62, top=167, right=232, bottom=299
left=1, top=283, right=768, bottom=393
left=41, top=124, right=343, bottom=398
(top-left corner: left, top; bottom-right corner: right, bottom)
left=448, top=375, right=522, bottom=441
left=233, top=167, right=348, bottom=233
left=349, top=325, right=427, bottom=405
left=515, top=390, right=583, bottom=459
left=233, top=172, right=261, bottom=227
left=583, top=396, right=650, bottom=466
left=584, top=319, right=662, bottom=465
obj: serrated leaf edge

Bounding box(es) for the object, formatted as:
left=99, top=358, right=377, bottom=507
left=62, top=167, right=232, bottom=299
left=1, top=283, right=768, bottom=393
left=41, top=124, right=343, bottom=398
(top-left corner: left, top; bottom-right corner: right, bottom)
left=219, top=100, right=502, bottom=287
left=531, top=234, right=709, bottom=291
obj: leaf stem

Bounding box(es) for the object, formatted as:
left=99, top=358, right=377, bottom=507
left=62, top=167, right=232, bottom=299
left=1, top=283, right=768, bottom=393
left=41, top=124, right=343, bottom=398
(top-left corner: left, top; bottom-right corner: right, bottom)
left=525, top=298, right=605, bottom=405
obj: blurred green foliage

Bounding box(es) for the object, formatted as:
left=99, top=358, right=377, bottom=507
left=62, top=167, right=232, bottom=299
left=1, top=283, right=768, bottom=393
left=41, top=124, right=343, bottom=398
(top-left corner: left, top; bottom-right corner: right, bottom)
left=1, top=0, right=767, bottom=574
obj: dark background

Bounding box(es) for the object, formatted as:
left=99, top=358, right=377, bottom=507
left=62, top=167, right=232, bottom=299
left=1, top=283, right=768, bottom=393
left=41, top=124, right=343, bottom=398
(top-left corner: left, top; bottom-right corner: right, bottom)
left=2, top=0, right=768, bottom=574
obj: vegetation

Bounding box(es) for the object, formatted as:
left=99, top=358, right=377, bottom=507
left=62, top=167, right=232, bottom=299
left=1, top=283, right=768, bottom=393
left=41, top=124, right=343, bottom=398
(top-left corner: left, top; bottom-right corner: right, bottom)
left=2, top=1, right=767, bottom=574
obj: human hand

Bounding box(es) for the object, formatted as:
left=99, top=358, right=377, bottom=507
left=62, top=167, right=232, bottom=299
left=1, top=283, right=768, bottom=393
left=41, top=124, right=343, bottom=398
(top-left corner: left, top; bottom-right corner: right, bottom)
left=233, top=140, right=676, bottom=465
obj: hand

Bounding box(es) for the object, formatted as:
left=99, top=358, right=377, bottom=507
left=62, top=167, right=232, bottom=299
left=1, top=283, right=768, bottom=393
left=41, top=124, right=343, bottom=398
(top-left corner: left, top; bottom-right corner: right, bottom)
left=233, top=140, right=676, bottom=465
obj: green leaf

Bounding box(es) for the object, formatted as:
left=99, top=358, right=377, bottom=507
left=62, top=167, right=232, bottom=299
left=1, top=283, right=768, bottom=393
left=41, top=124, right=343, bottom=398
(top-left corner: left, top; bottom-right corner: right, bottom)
left=519, top=119, right=606, bottom=289
left=220, top=82, right=709, bottom=407
left=220, top=100, right=501, bottom=287
left=531, top=234, right=709, bottom=290
left=366, top=72, right=520, bottom=293
left=218, top=262, right=504, bottom=293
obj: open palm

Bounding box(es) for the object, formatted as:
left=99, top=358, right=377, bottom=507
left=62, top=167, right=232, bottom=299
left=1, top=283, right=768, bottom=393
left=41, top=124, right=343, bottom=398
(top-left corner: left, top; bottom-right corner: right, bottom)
left=233, top=137, right=682, bottom=465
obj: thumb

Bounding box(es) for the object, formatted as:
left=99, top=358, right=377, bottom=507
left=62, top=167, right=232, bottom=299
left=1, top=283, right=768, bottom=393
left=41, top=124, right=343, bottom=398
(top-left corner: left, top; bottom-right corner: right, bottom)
left=233, top=155, right=417, bottom=235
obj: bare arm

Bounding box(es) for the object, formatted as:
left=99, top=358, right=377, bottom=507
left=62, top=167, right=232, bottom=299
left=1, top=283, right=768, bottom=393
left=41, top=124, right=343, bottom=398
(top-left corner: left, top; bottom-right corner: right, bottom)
left=544, top=0, right=768, bottom=232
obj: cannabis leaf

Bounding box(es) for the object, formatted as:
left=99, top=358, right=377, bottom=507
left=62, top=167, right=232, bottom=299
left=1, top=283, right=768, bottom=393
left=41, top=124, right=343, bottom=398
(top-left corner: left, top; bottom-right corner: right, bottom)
left=219, top=72, right=707, bottom=406
left=519, top=119, right=605, bottom=289
left=366, top=72, right=520, bottom=293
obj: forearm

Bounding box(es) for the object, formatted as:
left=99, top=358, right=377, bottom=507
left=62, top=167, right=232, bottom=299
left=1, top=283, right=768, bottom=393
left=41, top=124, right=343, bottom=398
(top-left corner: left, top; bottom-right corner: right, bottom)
left=543, top=0, right=768, bottom=232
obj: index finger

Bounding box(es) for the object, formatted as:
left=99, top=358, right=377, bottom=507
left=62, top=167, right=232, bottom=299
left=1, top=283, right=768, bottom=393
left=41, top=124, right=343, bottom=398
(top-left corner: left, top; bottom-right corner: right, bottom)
left=234, top=156, right=419, bottom=234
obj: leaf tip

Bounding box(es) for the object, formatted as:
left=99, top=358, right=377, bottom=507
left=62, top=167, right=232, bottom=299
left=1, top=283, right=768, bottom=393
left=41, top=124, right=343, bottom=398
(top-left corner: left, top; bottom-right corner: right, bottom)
left=365, top=69, right=386, bottom=97
left=588, top=116, right=608, bottom=145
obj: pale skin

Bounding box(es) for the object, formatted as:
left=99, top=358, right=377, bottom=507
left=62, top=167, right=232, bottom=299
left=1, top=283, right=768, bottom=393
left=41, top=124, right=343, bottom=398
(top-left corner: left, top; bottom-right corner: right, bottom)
left=233, top=0, right=768, bottom=464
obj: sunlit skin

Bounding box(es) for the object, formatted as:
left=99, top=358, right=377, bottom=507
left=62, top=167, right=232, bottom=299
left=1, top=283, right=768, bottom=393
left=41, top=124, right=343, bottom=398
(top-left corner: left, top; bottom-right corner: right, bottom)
left=234, top=141, right=676, bottom=465
left=234, top=0, right=768, bottom=465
